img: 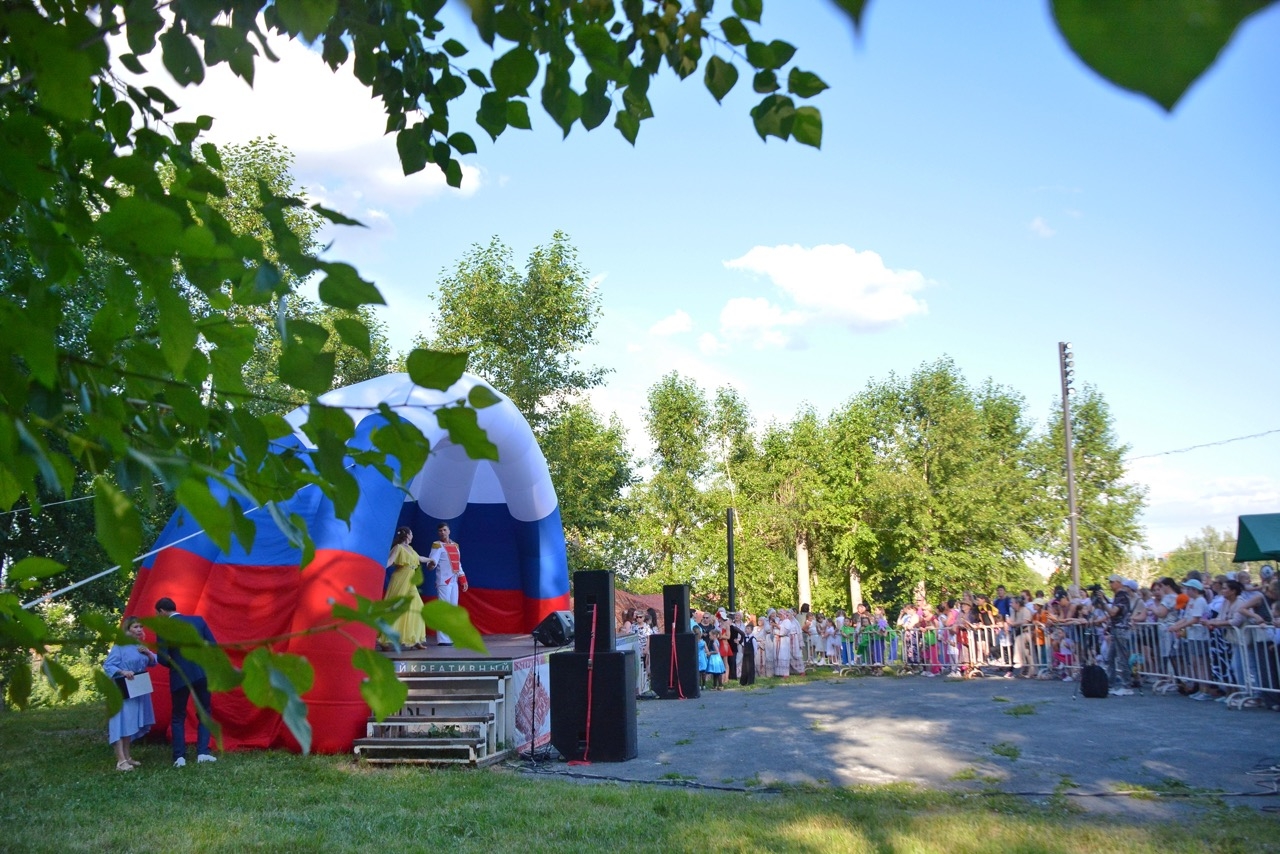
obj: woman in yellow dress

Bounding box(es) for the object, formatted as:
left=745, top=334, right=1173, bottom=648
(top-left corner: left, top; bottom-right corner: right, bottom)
left=380, top=526, right=428, bottom=650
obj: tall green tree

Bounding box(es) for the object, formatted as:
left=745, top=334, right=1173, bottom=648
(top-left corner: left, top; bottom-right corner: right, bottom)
left=1162, top=527, right=1239, bottom=580
left=633, top=372, right=714, bottom=590
left=1034, top=385, right=1147, bottom=588
left=537, top=401, right=635, bottom=574
left=428, top=232, right=605, bottom=431
left=842, top=359, right=1038, bottom=607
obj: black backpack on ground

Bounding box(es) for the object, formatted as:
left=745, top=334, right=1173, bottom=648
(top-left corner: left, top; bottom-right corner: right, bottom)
left=1080, top=664, right=1109, bottom=698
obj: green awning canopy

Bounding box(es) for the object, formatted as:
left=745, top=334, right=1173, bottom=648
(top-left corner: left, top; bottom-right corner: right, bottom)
left=1233, top=513, right=1280, bottom=562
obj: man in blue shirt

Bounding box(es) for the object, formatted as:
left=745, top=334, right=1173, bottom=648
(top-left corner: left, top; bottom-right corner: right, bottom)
left=155, top=597, right=219, bottom=767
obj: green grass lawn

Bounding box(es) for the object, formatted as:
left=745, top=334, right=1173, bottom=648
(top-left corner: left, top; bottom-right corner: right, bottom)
left=2, top=704, right=1278, bottom=853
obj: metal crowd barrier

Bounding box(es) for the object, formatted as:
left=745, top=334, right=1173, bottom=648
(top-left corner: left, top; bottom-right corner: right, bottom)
left=1129, top=622, right=1280, bottom=709
left=800, top=620, right=1279, bottom=710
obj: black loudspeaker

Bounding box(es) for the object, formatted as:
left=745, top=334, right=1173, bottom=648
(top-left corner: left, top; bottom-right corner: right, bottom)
left=573, top=570, right=616, bottom=654
left=649, top=633, right=701, bottom=700
left=532, top=610, right=575, bottom=648
left=549, top=650, right=638, bottom=762
left=663, top=584, right=690, bottom=634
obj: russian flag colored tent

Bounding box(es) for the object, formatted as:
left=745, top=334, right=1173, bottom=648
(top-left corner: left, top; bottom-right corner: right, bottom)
left=123, top=373, right=570, bottom=753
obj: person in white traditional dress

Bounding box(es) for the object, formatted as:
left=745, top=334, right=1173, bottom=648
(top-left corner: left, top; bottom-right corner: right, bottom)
left=103, top=617, right=157, bottom=771
left=786, top=608, right=805, bottom=675
left=772, top=611, right=792, bottom=677
left=761, top=609, right=776, bottom=676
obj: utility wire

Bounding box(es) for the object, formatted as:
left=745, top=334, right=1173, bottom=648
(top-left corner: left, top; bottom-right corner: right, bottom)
left=1125, top=427, right=1280, bottom=462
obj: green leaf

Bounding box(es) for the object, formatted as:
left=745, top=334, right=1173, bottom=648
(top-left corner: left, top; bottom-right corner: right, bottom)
left=371, top=417, right=430, bottom=484
left=615, top=108, right=640, bottom=145
left=159, top=26, right=206, bottom=86
left=506, top=99, right=532, bottom=130
left=750, top=93, right=796, bottom=141
left=421, top=600, right=487, bottom=653
left=467, top=68, right=491, bottom=88
left=5, top=646, right=33, bottom=708
left=333, top=317, right=372, bottom=356
left=788, top=68, right=829, bottom=99
left=241, top=649, right=314, bottom=753
left=467, top=385, right=502, bottom=409
left=448, top=132, right=477, bottom=156
left=477, top=92, right=509, bottom=139
left=396, top=125, right=429, bottom=175
left=41, top=657, right=79, bottom=702
left=435, top=406, right=499, bottom=461
left=406, top=348, right=468, bottom=391
left=352, top=647, right=409, bottom=720
left=176, top=479, right=234, bottom=553
left=705, top=55, right=739, bottom=103
left=5, top=556, right=65, bottom=585
left=1051, top=0, right=1272, bottom=111
left=155, top=285, right=197, bottom=375
left=97, top=196, right=184, bottom=258
left=442, top=38, right=468, bottom=58
left=94, top=478, right=142, bottom=570
left=792, top=105, right=823, bottom=148
left=317, top=263, right=385, bottom=309
left=280, top=342, right=336, bottom=394
left=830, top=0, right=872, bottom=34
left=119, top=53, right=146, bottom=75
left=720, top=17, right=751, bottom=46
left=491, top=46, right=538, bottom=96
left=274, top=0, right=337, bottom=42
left=733, top=0, right=764, bottom=23
left=95, top=669, right=125, bottom=718
left=183, top=644, right=243, bottom=692
left=746, top=39, right=796, bottom=71
left=310, top=204, right=365, bottom=227
left=753, top=69, right=779, bottom=94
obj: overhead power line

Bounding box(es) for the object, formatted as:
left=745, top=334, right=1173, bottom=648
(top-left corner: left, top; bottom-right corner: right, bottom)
left=1125, top=427, right=1280, bottom=462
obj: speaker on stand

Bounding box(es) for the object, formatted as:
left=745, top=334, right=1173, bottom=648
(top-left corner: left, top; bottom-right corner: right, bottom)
left=651, top=583, right=698, bottom=700
left=549, top=571, right=639, bottom=762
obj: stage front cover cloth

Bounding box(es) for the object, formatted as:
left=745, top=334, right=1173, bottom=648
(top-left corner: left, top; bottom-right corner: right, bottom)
left=124, top=373, right=571, bottom=754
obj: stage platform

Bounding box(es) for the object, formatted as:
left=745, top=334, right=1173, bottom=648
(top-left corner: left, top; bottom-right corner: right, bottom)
left=371, top=633, right=643, bottom=762
left=388, top=633, right=547, bottom=670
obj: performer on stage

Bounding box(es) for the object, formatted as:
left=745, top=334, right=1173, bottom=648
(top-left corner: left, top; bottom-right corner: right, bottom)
left=425, top=523, right=468, bottom=646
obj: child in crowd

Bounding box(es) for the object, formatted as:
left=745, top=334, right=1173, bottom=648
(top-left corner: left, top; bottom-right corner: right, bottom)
left=1051, top=628, right=1076, bottom=680
left=705, top=628, right=727, bottom=689
left=694, top=626, right=708, bottom=687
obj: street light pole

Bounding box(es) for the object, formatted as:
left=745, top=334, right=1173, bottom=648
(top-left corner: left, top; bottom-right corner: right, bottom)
left=1059, top=342, right=1081, bottom=590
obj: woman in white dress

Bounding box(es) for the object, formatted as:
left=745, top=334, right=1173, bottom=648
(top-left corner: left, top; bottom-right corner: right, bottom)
left=772, top=612, right=792, bottom=677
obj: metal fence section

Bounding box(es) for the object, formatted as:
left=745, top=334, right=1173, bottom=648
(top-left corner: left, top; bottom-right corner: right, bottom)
left=802, top=622, right=1280, bottom=711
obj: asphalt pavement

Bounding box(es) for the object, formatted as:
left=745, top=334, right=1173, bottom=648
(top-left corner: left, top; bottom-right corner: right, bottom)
left=513, top=672, right=1280, bottom=817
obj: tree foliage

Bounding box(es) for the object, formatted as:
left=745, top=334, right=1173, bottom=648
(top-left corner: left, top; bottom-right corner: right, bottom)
left=428, top=232, right=605, bottom=430
left=623, top=361, right=1146, bottom=616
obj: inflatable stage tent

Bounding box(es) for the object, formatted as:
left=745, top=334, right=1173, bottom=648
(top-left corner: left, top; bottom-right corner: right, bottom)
left=123, top=372, right=571, bottom=753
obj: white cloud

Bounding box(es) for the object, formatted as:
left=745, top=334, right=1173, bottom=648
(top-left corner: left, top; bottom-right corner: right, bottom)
left=720, top=244, right=928, bottom=345
left=114, top=29, right=481, bottom=218
left=698, top=332, right=727, bottom=355
left=626, top=343, right=644, bottom=353
left=649, top=310, right=693, bottom=337
left=1128, top=457, right=1280, bottom=553
left=718, top=297, right=806, bottom=349
left=1029, top=216, right=1055, bottom=238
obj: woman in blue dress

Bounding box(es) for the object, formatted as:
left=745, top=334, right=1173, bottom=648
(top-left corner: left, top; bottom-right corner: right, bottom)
left=103, top=616, right=157, bottom=771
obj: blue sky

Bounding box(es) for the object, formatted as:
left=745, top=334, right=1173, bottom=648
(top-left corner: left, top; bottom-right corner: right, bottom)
left=161, top=1, right=1280, bottom=554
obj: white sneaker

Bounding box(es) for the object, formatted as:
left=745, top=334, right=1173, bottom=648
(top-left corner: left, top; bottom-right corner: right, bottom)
left=173, top=757, right=186, bottom=768
left=945, top=671, right=963, bottom=679
left=1111, top=687, right=1133, bottom=696
left=197, top=754, right=217, bottom=763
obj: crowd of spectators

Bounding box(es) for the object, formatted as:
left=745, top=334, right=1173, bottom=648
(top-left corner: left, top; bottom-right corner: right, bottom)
left=617, top=566, right=1280, bottom=708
